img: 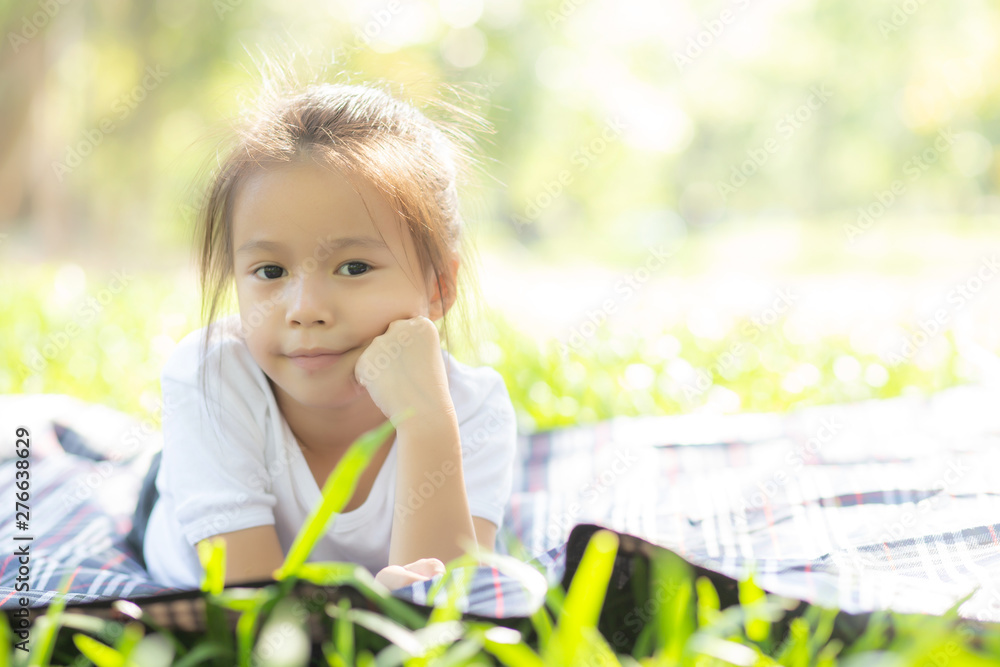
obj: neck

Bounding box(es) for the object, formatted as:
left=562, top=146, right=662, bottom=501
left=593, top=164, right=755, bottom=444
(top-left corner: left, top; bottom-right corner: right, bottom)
left=271, top=379, right=390, bottom=459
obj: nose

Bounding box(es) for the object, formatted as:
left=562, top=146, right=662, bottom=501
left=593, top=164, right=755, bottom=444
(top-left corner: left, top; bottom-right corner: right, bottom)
left=286, top=274, right=333, bottom=327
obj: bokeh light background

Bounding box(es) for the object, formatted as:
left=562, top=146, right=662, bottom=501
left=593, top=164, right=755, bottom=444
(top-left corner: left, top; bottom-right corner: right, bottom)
left=2, top=0, right=999, bottom=432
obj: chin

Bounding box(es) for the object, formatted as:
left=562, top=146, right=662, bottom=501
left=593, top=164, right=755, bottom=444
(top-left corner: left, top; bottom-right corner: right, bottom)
left=293, top=383, right=367, bottom=409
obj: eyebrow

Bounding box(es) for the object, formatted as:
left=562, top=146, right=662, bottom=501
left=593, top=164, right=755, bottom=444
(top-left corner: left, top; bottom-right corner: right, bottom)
left=235, top=235, right=388, bottom=255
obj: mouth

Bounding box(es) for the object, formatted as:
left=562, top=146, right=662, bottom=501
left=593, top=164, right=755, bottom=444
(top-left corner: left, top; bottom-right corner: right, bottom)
left=285, top=348, right=350, bottom=371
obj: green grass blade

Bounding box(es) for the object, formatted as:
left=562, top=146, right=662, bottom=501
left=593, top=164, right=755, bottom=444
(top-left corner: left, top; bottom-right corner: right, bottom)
left=482, top=637, right=546, bottom=667
left=695, top=576, right=721, bottom=628
left=579, top=625, right=622, bottom=667
left=253, top=597, right=311, bottom=667
left=773, top=617, right=809, bottom=667
left=128, top=633, right=176, bottom=667
left=321, top=640, right=349, bottom=667
left=26, top=568, right=74, bottom=667
left=809, top=606, right=839, bottom=659
left=334, top=598, right=355, bottom=666
left=653, top=549, right=694, bottom=662
left=172, top=643, right=233, bottom=667
left=54, top=615, right=137, bottom=653
left=375, top=621, right=467, bottom=667
left=0, top=607, right=13, bottom=667
left=942, top=585, right=978, bottom=619
left=426, top=555, right=479, bottom=627
left=197, top=536, right=227, bottom=595
left=276, top=417, right=399, bottom=580
left=543, top=574, right=567, bottom=615
left=459, top=550, right=550, bottom=609
left=815, top=638, right=844, bottom=667
left=293, top=562, right=363, bottom=584
left=326, top=605, right=423, bottom=658
left=531, top=578, right=567, bottom=652
left=684, top=634, right=762, bottom=666
left=113, top=620, right=144, bottom=662
left=423, top=559, right=478, bottom=665
left=478, top=625, right=544, bottom=667
left=286, top=559, right=429, bottom=631
left=109, top=600, right=192, bottom=660
left=236, top=611, right=257, bottom=667
left=195, top=535, right=235, bottom=666
left=452, top=548, right=554, bottom=651
left=429, top=636, right=484, bottom=667
left=72, top=633, right=124, bottom=667
left=527, top=604, right=555, bottom=652
left=630, top=619, right=658, bottom=660
left=211, top=586, right=274, bottom=613
left=841, top=610, right=890, bottom=655
left=545, top=529, right=619, bottom=666
left=311, top=566, right=428, bottom=629
left=738, top=572, right=770, bottom=645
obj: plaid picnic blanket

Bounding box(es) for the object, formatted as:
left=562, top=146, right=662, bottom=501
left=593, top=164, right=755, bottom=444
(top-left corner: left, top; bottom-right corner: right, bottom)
left=3, top=385, right=1000, bottom=625
left=498, top=383, right=1000, bottom=623
left=0, top=393, right=562, bottom=618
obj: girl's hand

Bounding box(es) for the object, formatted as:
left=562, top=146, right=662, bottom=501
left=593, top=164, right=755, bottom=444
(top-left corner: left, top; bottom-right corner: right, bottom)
left=375, top=558, right=445, bottom=590
left=355, top=317, right=453, bottom=423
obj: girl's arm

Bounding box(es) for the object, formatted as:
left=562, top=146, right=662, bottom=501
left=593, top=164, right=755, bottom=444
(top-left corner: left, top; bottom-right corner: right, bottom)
left=471, top=517, right=497, bottom=553
left=200, top=525, right=285, bottom=586
left=356, top=317, right=486, bottom=569
left=389, top=411, right=480, bottom=567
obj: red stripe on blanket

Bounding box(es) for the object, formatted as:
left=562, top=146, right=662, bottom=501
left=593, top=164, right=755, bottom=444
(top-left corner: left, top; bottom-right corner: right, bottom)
left=101, top=553, right=127, bottom=571
left=881, top=542, right=897, bottom=572
left=491, top=566, right=503, bottom=616
left=763, top=494, right=781, bottom=559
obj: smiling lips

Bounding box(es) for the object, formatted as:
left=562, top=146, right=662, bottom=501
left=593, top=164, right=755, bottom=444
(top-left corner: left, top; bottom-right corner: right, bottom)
left=285, top=348, right=348, bottom=371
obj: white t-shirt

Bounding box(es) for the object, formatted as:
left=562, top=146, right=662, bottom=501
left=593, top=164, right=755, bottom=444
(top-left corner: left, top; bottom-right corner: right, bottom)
left=144, top=314, right=517, bottom=590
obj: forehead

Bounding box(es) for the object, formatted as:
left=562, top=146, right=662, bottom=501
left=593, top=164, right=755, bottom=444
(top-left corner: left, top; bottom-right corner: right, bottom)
left=231, top=161, right=407, bottom=251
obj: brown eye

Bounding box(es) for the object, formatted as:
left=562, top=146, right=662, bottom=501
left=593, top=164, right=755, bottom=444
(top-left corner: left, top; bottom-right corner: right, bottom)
left=254, top=265, right=286, bottom=280
left=337, top=262, right=371, bottom=276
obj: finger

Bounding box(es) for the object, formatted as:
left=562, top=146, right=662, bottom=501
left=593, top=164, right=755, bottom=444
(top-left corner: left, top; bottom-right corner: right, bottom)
left=375, top=565, right=430, bottom=591
left=352, top=342, right=375, bottom=388
left=405, top=558, right=446, bottom=578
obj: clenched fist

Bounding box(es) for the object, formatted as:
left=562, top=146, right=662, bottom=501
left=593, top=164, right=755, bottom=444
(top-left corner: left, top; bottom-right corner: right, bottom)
left=354, top=317, right=453, bottom=423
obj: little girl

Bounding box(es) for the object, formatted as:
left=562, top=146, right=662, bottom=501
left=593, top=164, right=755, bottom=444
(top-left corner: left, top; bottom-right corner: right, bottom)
left=125, top=80, right=517, bottom=592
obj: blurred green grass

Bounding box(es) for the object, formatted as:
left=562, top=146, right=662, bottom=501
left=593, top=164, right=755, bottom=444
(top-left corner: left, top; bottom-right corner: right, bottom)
left=0, top=253, right=972, bottom=434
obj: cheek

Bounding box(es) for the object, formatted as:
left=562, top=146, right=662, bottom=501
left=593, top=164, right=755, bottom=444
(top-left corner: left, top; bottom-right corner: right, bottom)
left=235, top=283, right=258, bottom=319
left=350, top=289, right=425, bottom=331
left=238, top=283, right=286, bottom=322
left=241, top=327, right=269, bottom=362
left=239, top=303, right=280, bottom=359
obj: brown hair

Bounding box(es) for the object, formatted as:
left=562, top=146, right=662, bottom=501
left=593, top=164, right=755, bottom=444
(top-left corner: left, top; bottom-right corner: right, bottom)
left=190, top=72, right=492, bottom=397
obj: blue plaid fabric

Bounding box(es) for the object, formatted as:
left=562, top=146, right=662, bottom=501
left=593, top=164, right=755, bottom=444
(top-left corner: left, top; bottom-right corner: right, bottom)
left=3, top=385, right=1000, bottom=624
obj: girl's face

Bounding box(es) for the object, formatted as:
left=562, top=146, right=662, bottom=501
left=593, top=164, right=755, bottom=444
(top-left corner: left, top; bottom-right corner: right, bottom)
left=230, top=161, right=447, bottom=411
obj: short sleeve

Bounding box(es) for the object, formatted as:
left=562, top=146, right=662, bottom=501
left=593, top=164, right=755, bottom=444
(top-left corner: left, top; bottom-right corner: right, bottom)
left=159, top=328, right=278, bottom=546
left=455, top=367, right=518, bottom=531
